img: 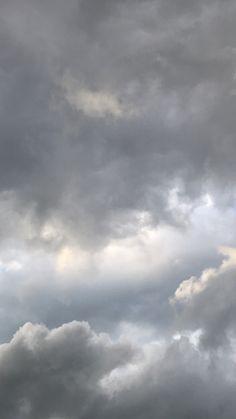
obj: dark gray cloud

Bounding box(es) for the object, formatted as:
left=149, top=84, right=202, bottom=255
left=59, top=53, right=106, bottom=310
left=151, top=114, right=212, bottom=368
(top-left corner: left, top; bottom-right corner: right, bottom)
left=1, top=1, right=236, bottom=417
left=0, top=0, right=236, bottom=247
left=1, top=321, right=236, bottom=419
left=0, top=321, right=135, bottom=419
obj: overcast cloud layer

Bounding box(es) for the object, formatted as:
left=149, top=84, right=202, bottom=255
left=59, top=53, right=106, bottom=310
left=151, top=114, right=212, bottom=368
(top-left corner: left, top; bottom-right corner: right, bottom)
left=1, top=0, right=236, bottom=417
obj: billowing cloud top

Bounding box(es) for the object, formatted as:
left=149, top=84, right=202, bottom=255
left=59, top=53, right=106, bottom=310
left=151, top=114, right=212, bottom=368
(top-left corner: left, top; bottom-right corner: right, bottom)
left=1, top=0, right=236, bottom=417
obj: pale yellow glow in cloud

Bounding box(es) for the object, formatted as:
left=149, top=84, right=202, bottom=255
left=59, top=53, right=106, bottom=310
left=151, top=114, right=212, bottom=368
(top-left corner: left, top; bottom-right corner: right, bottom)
left=62, top=75, right=123, bottom=118
left=54, top=222, right=181, bottom=284
left=56, top=246, right=90, bottom=274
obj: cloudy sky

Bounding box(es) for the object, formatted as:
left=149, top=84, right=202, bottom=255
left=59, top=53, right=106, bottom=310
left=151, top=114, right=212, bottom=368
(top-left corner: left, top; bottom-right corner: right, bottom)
left=1, top=0, right=236, bottom=417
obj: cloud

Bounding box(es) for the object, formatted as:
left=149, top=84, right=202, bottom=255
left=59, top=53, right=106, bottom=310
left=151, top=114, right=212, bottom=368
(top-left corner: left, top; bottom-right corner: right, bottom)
left=62, top=75, right=124, bottom=118
left=0, top=321, right=135, bottom=419
left=0, top=199, right=235, bottom=345
left=0, top=0, right=236, bottom=247
left=172, top=246, right=236, bottom=347
left=1, top=1, right=236, bottom=416
left=1, top=321, right=236, bottom=419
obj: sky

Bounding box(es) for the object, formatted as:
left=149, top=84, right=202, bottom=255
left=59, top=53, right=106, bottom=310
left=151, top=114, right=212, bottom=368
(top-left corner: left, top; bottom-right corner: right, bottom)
left=1, top=0, right=236, bottom=417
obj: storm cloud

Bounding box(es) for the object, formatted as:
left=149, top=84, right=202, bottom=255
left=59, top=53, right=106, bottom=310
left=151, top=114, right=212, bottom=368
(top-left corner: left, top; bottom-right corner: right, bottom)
left=1, top=0, right=236, bottom=418
left=1, top=321, right=236, bottom=419
left=0, top=0, right=236, bottom=246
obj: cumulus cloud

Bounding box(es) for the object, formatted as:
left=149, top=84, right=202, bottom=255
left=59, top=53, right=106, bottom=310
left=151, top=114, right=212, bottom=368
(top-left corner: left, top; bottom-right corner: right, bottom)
left=0, top=321, right=135, bottom=419
left=172, top=246, right=236, bottom=347
left=1, top=321, right=236, bottom=419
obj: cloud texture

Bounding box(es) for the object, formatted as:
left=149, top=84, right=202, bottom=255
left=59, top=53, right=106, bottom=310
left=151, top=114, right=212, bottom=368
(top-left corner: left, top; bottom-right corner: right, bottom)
left=1, top=0, right=236, bottom=417
left=1, top=0, right=236, bottom=245
left=1, top=321, right=236, bottom=419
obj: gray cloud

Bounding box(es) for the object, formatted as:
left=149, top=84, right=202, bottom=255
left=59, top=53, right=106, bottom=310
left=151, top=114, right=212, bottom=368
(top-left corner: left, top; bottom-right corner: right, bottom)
left=1, top=321, right=236, bottom=419
left=0, top=200, right=235, bottom=345
left=0, top=202, right=233, bottom=342
left=1, top=1, right=236, bottom=417
left=0, top=0, right=236, bottom=247
left=172, top=247, right=236, bottom=347
left=0, top=321, right=135, bottom=419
